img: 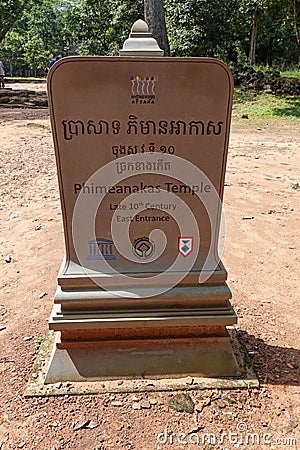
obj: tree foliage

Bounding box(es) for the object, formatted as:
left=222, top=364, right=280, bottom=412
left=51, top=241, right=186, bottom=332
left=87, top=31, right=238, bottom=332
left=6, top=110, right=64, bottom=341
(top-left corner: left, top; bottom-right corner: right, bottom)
left=165, top=0, right=241, bottom=60
left=0, top=0, right=27, bottom=42
left=65, top=0, right=143, bottom=55
left=0, top=0, right=299, bottom=77
left=165, top=0, right=299, bottom=66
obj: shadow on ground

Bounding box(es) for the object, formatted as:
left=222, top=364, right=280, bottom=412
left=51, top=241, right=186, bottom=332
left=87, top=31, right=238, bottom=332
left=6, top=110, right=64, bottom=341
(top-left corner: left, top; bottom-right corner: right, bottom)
left=272, top=96, right=300, bottom=118
left=238, top=330, right=299, bottom=385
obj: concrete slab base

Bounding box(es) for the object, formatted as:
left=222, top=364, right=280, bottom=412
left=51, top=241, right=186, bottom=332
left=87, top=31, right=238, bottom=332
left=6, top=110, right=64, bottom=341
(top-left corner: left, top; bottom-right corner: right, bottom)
left=45, top=333, right=240, bottom=383
left=25, top=328, right=258, bottom=397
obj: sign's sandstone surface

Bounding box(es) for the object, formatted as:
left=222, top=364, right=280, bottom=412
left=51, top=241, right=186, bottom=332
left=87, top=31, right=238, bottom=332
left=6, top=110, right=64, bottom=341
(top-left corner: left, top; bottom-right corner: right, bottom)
left=44, top=51, right=240, bottom=382
left=48, top=57, right=232, bottom=289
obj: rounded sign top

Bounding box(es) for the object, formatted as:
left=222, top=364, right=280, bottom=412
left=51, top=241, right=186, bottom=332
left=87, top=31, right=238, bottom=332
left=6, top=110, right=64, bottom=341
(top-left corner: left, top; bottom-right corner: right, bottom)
left=120, top=20, right=164, bottom=56
left=131, top=19, right=149, bottom=34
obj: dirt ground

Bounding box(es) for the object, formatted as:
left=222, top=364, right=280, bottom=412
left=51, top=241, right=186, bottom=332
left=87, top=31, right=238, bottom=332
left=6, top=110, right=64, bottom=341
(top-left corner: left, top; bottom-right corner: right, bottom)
left=0, top=83, right=299, bottom=450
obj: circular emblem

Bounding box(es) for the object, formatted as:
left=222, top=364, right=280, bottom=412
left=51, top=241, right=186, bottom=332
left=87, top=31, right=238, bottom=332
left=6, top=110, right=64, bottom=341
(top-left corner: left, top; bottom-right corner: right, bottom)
left=133, top=236, right=155, bottom=259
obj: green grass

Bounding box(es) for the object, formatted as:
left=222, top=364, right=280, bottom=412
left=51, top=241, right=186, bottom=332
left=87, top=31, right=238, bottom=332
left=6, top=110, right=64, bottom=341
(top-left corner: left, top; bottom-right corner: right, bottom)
left=5, top=77, right=46, bottom=83
left=233, top=89, right=300, bottom=119
left=21, top=123, right=50, bottom=130
left=253, top=66, right=300, bottom=79
left=280, top=68, right=300, bottom=78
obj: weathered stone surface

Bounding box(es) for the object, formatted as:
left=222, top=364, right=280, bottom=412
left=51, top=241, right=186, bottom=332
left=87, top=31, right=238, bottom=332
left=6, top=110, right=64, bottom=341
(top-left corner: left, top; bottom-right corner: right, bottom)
left=167, top=393, right=195, bottom=413
left=232, top=64, right=300, bottom=95
left=0, top=88, right=48, bottom=108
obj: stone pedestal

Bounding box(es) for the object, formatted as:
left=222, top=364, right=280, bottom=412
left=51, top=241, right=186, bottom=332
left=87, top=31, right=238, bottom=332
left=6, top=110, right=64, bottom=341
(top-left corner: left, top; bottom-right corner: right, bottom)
left=46, top=264, right=238, bottom=383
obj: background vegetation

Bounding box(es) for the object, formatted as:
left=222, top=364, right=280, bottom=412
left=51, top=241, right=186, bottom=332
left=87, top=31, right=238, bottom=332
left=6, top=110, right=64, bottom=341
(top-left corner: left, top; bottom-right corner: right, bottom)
left=0, top=0, right=299, bottom=76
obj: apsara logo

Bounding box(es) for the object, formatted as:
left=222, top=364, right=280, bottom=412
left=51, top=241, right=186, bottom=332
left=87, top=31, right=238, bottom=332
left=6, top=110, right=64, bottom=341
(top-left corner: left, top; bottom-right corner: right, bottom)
left=130, top=75, right=156, bottom=104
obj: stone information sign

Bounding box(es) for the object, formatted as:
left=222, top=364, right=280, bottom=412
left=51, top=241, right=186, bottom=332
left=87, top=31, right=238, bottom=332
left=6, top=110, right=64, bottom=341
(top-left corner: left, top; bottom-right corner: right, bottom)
left=48, top=56, right=232, bottom=292
left=45, top=29, right=239, bottom=382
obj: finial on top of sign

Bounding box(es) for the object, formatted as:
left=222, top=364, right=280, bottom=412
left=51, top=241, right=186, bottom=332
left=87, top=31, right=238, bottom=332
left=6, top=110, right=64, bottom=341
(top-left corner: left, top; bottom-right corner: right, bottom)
left=119, top=19, right=164, bottom=57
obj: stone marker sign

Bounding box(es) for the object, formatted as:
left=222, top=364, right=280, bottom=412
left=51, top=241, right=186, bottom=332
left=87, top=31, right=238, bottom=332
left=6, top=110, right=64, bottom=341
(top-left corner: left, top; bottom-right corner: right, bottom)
left=45, top=21, right=238, bottom=383
left=48, top=56, right=231, bottom=286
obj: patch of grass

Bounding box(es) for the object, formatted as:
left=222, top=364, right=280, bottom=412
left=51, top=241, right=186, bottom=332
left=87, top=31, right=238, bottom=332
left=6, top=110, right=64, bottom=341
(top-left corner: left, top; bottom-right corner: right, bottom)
left=233, top=89, right=300, bottom=119
left=253, top=66, right=300, bottom=78
left=280, top=69, right=300, bottom=78
left=21, top=122, right=50, bottom=130
left=34, top=335, right=43, bottom=351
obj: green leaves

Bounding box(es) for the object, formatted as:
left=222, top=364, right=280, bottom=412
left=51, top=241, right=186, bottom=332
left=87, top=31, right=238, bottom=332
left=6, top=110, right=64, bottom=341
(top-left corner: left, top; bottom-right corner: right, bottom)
left=0, top=0, right=299, bottom=76
left=165, top=0, right=299, bottom=65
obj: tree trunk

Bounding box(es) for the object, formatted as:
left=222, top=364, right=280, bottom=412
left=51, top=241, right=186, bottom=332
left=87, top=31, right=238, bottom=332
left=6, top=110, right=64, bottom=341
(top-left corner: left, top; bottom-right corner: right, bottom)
left=248, top=12, right=258, bottom=65
left=144, top=0, right=170, bottom=56
left=290, top=0, right=300, bottom=47
left=266, top=36, right=273, bottom=67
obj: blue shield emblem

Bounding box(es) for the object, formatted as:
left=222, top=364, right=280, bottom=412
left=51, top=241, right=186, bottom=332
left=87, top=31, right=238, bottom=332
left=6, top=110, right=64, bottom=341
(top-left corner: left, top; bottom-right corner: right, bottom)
left=178, top=236, right=194, bottom=257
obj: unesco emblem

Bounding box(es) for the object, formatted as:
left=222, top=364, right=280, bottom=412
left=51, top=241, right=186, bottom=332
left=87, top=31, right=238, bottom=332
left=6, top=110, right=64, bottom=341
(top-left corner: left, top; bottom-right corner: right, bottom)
left=87, top=238, right=117, bottom=261
left=133, top=236, right=155, bottom=259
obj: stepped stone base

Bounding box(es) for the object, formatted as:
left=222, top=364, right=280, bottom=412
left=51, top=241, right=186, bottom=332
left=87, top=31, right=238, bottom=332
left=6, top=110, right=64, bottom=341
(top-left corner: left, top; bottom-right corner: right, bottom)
left=46, top=283, right=239, bottom=383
